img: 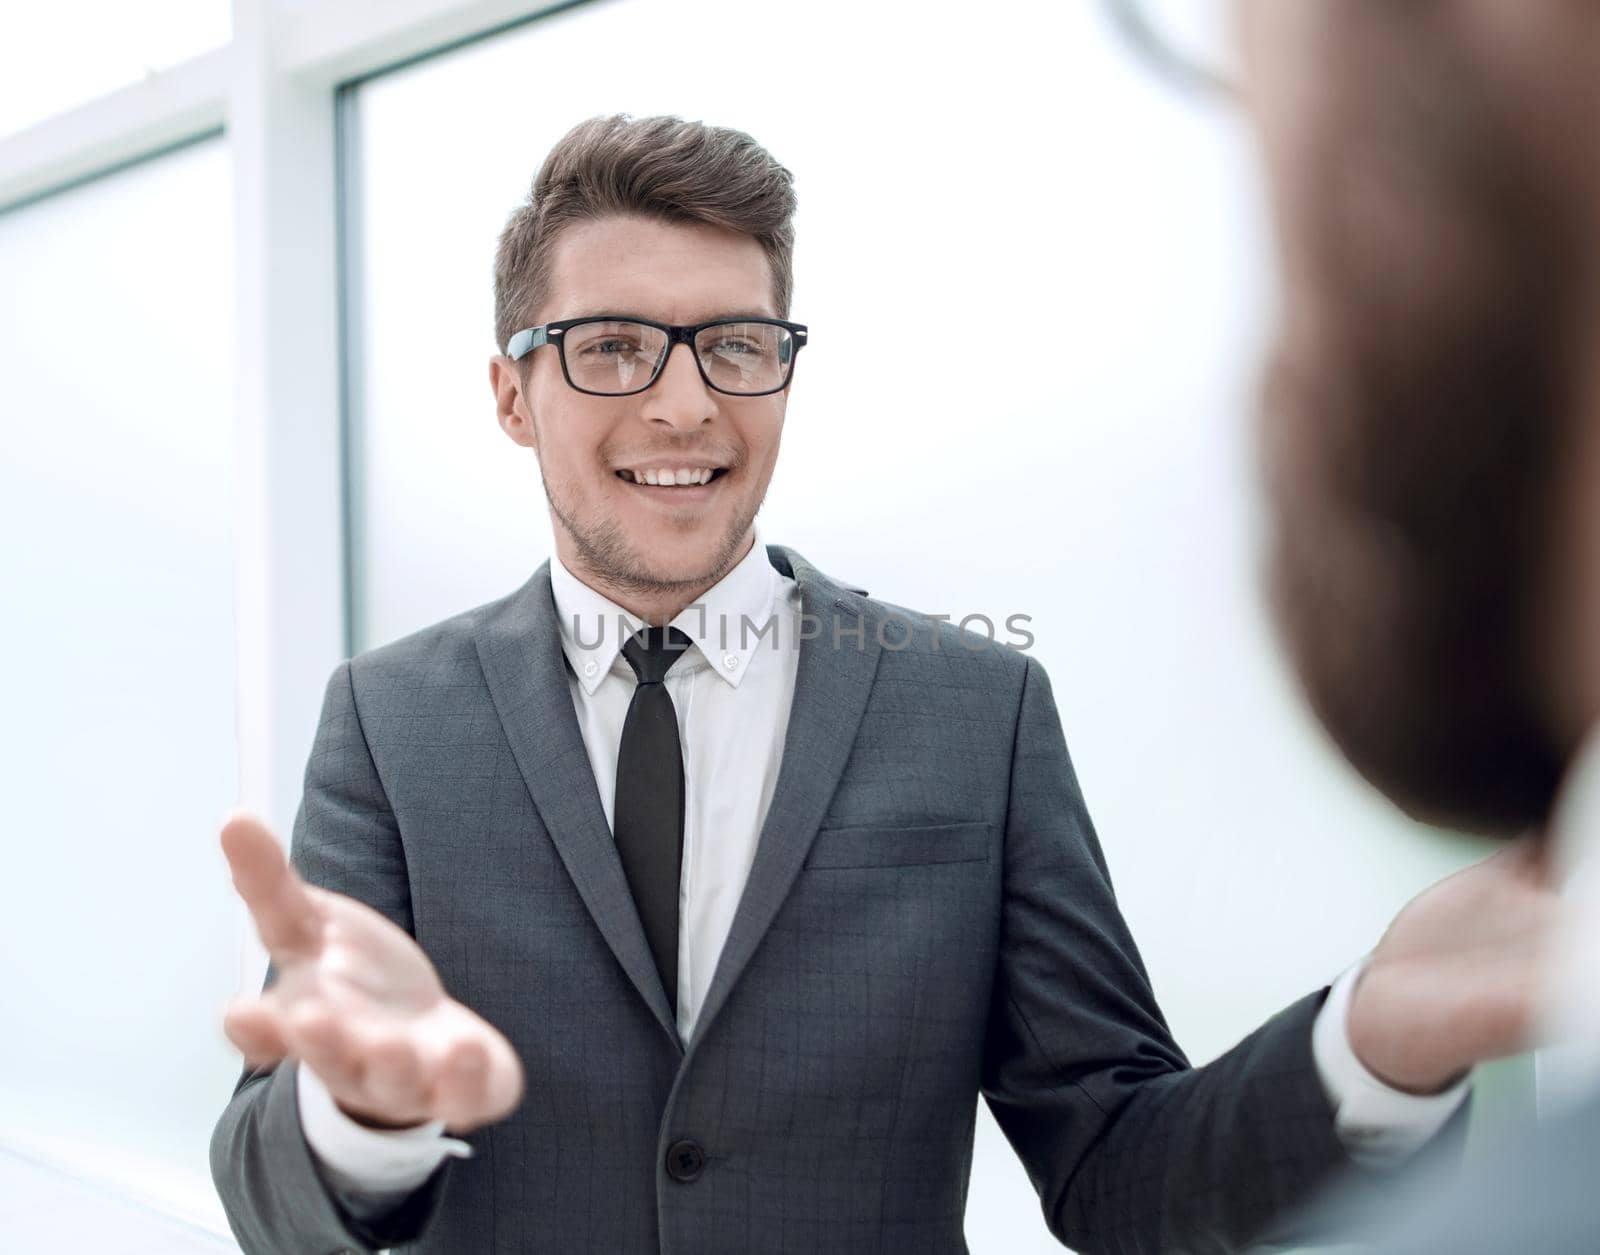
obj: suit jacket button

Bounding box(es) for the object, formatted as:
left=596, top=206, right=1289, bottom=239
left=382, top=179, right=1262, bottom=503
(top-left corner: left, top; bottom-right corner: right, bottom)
left=665, top=1138, right=706, bottom=1183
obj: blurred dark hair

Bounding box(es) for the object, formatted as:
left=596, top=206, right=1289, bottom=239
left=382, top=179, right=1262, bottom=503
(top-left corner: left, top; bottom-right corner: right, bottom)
left=1256, top=0, right=1595, bottom=833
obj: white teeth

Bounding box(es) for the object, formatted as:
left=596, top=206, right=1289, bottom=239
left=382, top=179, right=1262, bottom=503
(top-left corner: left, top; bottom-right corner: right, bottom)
left=623, top=466, right=718, bottom=486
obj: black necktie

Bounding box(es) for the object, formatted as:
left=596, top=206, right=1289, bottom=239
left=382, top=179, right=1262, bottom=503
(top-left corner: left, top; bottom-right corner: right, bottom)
left=614, top=625, right=693, bottom=1013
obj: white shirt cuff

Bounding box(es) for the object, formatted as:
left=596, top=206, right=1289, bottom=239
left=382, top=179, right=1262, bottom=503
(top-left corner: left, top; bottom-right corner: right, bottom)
left=295, top=1060, right=473, bottom=1196
left=1312, top=959, right=1471, bottom=1167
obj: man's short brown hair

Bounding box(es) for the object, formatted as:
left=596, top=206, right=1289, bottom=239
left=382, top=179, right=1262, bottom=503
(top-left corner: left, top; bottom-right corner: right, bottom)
left=493, top=114, right=797, bottom=356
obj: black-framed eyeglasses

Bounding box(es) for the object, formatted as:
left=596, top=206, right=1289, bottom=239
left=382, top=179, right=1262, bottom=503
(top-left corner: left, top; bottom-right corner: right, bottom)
left=506, top=315, right=808, bottom=398
left=505, top=313, right=806, bottom=396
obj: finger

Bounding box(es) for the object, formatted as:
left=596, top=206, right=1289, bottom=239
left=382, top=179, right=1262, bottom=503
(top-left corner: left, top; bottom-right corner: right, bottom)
left=222, top=998, right=289, bottom=1067
left=433, top=1036, right=491, bottom=1131
left=288, top=1005, right=366, bottom=1094
left=364, top=1036, right=428, bottom=1119
left=221, top=810, right=323, bottom=958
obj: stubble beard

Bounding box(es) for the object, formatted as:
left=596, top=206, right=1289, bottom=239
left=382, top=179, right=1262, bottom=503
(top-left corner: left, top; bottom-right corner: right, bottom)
left=541, top=459, right=765, bottom=603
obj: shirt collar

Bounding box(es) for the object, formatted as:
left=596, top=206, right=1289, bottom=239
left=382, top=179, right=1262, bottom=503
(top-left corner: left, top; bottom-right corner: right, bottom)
left=549, top=525, right=780, bottom=695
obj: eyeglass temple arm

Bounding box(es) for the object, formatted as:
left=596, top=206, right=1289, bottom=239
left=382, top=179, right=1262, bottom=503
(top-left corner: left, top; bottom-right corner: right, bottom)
left=781, top=325, right=807, bottom=366
left=1100, top=0, right=1237, bottom=101
left=506, top=325, right=556, bottom=361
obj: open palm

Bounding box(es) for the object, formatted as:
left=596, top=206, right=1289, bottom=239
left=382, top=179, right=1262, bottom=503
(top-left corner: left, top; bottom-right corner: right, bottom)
left=220, top=811, right=524, bottom=1133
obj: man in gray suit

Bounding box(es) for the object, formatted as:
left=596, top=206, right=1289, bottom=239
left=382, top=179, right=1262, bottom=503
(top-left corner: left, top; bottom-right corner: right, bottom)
left=1236, top=2, right=1600, bottom=1251
left=211, top=113, right=1556, bottom=1254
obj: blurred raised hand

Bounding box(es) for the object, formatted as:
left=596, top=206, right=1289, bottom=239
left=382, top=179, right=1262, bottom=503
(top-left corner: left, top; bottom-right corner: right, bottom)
left=1348, top=836, right=1563, bottom=1093
left=219, top=811, right=524, bottom=1133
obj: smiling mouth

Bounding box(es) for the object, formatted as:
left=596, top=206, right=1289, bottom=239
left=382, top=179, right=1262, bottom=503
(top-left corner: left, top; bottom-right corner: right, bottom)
left=615, top=467, right=731, bottom=487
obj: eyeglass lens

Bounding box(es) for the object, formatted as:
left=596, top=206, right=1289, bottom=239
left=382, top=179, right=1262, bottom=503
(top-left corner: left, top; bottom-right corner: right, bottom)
left=561, top=320, right=793, bottom=395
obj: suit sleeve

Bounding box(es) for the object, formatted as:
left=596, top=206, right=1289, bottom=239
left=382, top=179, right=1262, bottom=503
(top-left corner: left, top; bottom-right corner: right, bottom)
left=209, top=660, right=455, bottom=1255
left=980, top=655, right=1465, bottom=1254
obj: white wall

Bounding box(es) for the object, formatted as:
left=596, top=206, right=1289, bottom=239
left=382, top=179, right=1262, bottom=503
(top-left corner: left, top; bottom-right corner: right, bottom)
left=0, top=1, right=229, bottom=138
left=347, top=2, right=1493, bottom=1250
left=0, top=136, right=241, bottom=1232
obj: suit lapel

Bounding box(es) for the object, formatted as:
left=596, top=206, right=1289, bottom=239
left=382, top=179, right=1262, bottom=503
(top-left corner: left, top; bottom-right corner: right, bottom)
left=472, top=564, right=681, bottom=1048
left=686, top=545, right=883, bottom=1054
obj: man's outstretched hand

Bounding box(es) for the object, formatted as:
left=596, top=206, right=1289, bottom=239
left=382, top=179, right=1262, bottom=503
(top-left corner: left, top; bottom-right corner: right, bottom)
left=219, top=811, right=525, bottom=1134
left=1347, top=836, right=1562, bottom=1094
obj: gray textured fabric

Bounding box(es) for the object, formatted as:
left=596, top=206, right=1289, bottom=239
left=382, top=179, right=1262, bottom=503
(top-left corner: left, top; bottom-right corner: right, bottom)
left=1327, top=1088, right=1599, bottom=1255
left=210, top=545, right=1397, bottom=1254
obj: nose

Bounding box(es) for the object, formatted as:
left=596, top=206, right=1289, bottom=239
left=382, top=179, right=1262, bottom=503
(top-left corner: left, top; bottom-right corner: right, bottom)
left=639, top=341, right=716, bottom=431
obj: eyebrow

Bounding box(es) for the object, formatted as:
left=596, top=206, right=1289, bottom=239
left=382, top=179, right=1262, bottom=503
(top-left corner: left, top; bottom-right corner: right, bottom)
left=569, top=310, right=779, bottom=324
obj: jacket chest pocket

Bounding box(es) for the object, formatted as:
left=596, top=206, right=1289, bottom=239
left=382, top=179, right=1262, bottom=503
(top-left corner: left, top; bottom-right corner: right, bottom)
left=803, top=820, right=991, bottom=870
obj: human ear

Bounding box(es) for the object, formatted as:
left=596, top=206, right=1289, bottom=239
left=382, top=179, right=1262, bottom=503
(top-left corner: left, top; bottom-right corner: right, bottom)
left=489, top=355, right=538, bottom=451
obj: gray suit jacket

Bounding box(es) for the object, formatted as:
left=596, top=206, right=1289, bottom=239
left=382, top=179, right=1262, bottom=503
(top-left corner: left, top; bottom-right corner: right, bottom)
left=211, top=544, right=1386, bottom=1254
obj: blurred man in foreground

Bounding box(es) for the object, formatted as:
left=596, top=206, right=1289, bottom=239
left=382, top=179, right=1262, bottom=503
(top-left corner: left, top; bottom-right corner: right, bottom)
left=1241, top=1, right=1600, bottom=1247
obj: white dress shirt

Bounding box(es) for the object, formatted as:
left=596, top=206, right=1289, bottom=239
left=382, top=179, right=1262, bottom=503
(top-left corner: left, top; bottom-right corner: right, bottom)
left=297, top=528, right=1463, bottom=1199
left=546, top=524, right=802, bottom=1046
left=1537, top=725, right=1600, bottom=1108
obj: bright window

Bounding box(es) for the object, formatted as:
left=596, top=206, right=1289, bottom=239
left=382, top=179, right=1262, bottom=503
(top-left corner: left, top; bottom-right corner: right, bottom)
left=0, top=135, right=237, bottom=1227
